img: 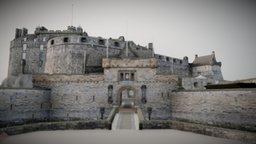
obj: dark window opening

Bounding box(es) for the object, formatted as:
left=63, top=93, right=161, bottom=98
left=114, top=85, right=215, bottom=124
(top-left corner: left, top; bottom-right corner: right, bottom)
left=131, top=73, right=134, bottom=81
left=180, top=60, right=182, bottom=64
left=81, top=37, right=87, bottom=43
left=10, top=104, right=13, bottom=110
left=120, top=73, right=124, bottom=81
left=108, top=85, right=113, bottom=104
left=63, top=37, right=69, bottom=43
left=40, top=103, right=43, bottom=109
left=98, top=39, right=105, bottom=45
left=159, top=56, right=162, bottom=59
left=76, top=96, right=78, bottom=101
left=51, top=40, right=54, bottom=45
left=161, top=92, right=164, bottom=97
left=194, top=82, right=198, bottom=88
left=173, top=59, right=176, bottom=63
left=114, top=42, right=119, bottom=47
left=166, top=57, right=170, bottom=61
left=141, top=85, right=147, bottom=104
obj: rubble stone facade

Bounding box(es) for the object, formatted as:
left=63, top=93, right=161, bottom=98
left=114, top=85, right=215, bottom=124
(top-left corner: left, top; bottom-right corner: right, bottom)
left=1, top=26, right=225, bottom=124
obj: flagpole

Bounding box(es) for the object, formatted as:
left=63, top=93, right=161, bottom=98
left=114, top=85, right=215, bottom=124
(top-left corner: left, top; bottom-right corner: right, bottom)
left=106, top=39, right=109, bottom=58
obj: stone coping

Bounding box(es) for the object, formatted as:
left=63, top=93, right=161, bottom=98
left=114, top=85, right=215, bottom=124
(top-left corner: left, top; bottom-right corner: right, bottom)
left=140, top=120, right=256, bottom=143
left=173, top=88, right=256, bottom=92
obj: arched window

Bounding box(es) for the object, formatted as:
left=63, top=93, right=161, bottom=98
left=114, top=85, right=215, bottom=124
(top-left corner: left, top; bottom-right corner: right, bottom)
left=63, top=37, right=69, bottom=43
left=51, top=40, right=54, bottom=45
left=108, top=85, right=113, bottom=104
left=141, top=85, right=147, bottom=104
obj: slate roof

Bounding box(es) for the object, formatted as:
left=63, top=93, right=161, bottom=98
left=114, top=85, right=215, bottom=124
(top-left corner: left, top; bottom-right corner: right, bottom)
left=192, top=53, right=221, bottom=66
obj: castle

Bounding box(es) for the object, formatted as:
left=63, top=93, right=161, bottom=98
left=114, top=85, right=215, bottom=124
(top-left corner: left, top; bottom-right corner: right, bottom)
left=0, top=26, right=255, bottom=141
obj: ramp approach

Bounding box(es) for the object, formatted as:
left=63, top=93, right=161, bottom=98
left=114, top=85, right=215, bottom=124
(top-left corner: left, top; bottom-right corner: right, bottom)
left=112, top=108, right=139, bottom=130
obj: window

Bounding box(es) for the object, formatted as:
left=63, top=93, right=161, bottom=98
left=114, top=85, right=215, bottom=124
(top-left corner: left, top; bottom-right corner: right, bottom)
left=10, top=104, right=13, bottom=111
left=119, top=71, right=135, bottom=81
left=22, top=52, right=26, bottom=59
left=125, top=73, right=129, bottom=80
left=34, top=38, right=37, bottom=42
left=173, top=59, right=176, bottom=63
left=63, top=37, right=69, bottom=42
left=114, top=42, right=119, bottom=47
left=40, top=45, right=44, bottom=51
left=131, top=73, right=134, bottom=81
left=43, top=37, right=46, bottom=42
left=108, top=85, right=113, bottom=104
left=98, top=39, right=105, bottom=45
left=141, top=85, right=147, bottom=104
left=180, top=60, right=182, bottom=64
left=23, top=44, right=27, bottom=51
left=81, top=37, right=87, bottom=43
left=51, top=40, right=54, bottom=45
left=166, top=57, right=170, bottom=62
left=24, top=37, right=27, bottom=41
left=40, top=103, right=43, bottom=109
left=194, top=82, right=198, bottom=88
left=76, top=96, right=78, bottom=101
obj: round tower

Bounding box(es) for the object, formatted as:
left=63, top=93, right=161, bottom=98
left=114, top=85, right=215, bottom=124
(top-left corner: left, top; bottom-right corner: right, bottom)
left=44, top=35, right=104, bottom=74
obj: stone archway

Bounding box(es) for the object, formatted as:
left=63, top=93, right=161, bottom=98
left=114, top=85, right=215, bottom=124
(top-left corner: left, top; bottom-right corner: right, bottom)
left=117, top=86, right=137, bottom=108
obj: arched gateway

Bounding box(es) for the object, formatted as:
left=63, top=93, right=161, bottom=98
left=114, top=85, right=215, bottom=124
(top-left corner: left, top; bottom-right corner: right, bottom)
left=117, top=86, right=137, bottom=108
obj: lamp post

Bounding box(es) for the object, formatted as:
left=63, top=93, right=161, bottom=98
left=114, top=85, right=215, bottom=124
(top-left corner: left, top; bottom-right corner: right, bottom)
left=147, top=107, right=152, bottom=120
left=100, top=107, right=105, bottom=120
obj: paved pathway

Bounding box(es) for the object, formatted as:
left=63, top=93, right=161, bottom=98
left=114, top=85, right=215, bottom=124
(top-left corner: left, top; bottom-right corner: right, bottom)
left=112, top=111, right=139, bottom=130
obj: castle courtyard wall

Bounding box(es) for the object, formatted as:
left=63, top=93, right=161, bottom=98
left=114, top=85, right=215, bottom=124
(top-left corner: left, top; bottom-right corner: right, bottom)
left=171, top=89, right=256, bottom=131
left=0, top=88, right=50, bottom=127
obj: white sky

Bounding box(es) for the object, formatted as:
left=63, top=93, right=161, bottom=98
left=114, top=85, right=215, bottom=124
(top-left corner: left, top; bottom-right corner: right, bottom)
left=0, top=0, right=256, bottom=82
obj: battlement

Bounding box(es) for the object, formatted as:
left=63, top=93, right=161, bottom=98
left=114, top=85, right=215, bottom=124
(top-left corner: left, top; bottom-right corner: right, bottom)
left=34, top=26, right=87, bottom=35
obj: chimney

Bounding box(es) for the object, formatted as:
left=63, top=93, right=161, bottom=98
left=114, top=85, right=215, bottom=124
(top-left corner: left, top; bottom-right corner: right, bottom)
left=21, top=28, right=28, bottom=36
left=148, top=43, right=153, bottom=49
left=15, top=28, right=22, bottom=39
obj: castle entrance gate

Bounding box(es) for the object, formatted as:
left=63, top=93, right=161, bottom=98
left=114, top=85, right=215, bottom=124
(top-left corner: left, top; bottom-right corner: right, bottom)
left=117, top=86, right=137, bottom=108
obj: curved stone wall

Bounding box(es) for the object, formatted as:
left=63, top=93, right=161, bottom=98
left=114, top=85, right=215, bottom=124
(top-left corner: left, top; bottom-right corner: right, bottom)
left=45, top=36, right=104, bottom=74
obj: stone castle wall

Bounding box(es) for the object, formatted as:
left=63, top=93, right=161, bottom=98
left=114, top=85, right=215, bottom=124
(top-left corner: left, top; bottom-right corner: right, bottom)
left=154, top=54, right=190, bottom=77
left=192, top=65, right=223, bottom=81
left=171, top=89, right=256, bottom=131
left=0, top=88, right=50, bottom=126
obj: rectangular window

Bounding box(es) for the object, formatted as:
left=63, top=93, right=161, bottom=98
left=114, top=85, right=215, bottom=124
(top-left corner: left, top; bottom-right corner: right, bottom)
left=120, top=73, right=124, bottom=81
left=10, top=104, right=13, bottom=111
left=40, top=45, right=44, bottom=51
left=22, top=52, right=26, bottom=60
left=24, top=37, right=27, bottom=41
left=43, top=37, right=46, bottom=42
left=131, top=73, right=134, bottom=81
left=119, top=71, right=136, bottom=81
left=34, top=38, right=37, bottom=42
left=23, top=44, right=27, bottom=51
